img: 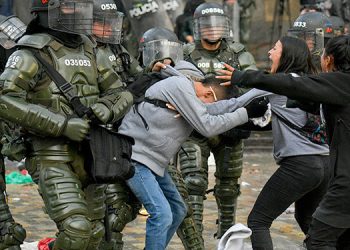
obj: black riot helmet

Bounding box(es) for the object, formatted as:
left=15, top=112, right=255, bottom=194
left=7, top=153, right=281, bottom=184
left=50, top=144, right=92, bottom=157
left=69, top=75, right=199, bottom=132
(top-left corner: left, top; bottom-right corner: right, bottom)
left=193, top=3, right=230, bottom=43
left=288, top=12, right=333, bottom=55
left=31, top=0, right=94, bottom=35
left=92, top=0, right=124, bottom=44
left=329, top=16, right=345, bottom=36
left=139, top=27, right=183, bottom=68
left=0, top=15, right=26, bottom=49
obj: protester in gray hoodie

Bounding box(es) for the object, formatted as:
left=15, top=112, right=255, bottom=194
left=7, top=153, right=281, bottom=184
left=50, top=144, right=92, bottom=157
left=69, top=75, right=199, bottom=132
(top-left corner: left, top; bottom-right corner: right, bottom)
left=118, top=60, right=267, bottom=250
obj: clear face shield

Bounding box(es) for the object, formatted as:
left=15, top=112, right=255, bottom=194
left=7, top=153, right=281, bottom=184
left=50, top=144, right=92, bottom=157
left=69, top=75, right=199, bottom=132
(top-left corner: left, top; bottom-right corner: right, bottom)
left=93, top=10, right=124, bottom=44
left=48, top=0, right=94, bottom=35
left=194, top=15, right=230, bottom=42
left=0, top=16, right=26, bottom=49
left=288, top=28, right=324, bottom=55
left=142, top=39, right=183, bottom=68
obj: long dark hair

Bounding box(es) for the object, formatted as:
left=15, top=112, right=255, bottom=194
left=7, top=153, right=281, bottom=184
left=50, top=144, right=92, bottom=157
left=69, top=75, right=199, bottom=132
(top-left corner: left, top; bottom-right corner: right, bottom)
left=325, top=35, right=350, bottom=72
left=276, top=36, right=317, bottom=75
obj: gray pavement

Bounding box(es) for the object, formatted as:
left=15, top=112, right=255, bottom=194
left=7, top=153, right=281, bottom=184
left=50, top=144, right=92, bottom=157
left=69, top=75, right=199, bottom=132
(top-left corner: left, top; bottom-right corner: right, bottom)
left=6, top=152, right=306, bottom=249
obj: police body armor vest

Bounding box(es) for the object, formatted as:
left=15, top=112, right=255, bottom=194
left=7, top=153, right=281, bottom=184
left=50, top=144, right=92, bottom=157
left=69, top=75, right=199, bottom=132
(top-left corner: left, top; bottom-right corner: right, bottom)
left=184, top=39, right=245, bottom=75
left=16, top=33, right=99, bottom=116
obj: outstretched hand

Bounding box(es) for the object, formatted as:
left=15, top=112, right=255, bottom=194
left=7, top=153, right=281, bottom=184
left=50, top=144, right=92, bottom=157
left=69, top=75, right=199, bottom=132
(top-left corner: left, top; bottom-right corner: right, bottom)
left=216, top=63, right=235, bottom=86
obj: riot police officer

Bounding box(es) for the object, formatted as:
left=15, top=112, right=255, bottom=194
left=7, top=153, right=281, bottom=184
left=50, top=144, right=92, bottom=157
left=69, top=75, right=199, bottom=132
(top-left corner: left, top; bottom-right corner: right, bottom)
left=0, top=14, right=27, bottom=250
left=139, top=27, right=204, bottom=250
left=91, top=1, right=142, bottom=249
left=330, top=15, right=345, bottom=36
left=180, top=2, right=257, bottom=239
left=0, top=1, right=133, bottom=249
left=288, top=11, right=334, bottom=69
left=119, top=0, right=174, bottom=58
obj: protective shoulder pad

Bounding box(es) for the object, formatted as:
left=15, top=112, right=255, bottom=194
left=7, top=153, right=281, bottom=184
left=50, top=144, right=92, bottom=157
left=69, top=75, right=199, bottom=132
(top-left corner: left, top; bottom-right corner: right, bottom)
left=81, top=35, right=97, bottom=54
left=183, top=43, right=196, bottom=56
left=227, top=41, right=246, bottom=53
left=16, top=33, right=53, bottom=49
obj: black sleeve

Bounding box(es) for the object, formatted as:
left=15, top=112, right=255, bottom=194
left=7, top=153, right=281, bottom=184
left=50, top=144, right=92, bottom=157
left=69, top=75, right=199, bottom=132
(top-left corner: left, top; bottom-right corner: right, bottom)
left=231, top=70, right=350, bottom=106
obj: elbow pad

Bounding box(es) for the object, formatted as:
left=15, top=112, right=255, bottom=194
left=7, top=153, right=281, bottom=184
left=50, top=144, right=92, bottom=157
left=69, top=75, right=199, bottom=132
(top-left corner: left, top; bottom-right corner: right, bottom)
left=0, top=95, right=67, bottom=137
left=97, top=90, right=133, bottom=123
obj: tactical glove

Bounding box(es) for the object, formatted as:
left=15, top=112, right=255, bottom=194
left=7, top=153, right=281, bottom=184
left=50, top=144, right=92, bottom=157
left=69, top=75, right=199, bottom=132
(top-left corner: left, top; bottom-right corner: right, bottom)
left=91, top=103, right=111, bottom=124
left=245, top=97, right=269, bottom=118
left=62, top=118, right=90, bottom=142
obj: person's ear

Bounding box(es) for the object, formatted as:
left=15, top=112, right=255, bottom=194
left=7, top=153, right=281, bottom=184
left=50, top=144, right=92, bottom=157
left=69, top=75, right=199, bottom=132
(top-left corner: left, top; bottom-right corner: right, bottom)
left=203, top=88, right=214, bottom=99
left=327, top=55, right=335, bottom=71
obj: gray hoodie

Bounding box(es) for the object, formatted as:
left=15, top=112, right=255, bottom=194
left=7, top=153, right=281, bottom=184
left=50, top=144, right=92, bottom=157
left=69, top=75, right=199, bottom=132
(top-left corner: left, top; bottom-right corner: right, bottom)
left=118, top=61, right=250, bottom=176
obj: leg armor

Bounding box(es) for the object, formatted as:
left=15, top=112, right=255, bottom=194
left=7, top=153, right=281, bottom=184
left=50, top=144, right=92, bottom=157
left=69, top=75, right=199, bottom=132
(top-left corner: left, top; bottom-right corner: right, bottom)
left=178, top=136, right=210, bottom=235
left=85, top=184, right=106, bottom=250
left=0, top=155, right=26, bottom=250
left=168, top=162, right=204, bottom=250
left=34, top=159, right=92, bottom=250
left=212, top=139, right=243, bottom=238
left=99, top=182, right=140, bottom=250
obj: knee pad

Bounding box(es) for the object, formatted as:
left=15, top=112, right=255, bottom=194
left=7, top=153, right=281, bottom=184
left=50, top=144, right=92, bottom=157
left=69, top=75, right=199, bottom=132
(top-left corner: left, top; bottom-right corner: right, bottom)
left=184, top=175, right=208, bottom=196
left=214, top=180, right=240, bottom=201
left=54, top=215, right=91, bottom=250
left=109, top=203, right=134, bottom=233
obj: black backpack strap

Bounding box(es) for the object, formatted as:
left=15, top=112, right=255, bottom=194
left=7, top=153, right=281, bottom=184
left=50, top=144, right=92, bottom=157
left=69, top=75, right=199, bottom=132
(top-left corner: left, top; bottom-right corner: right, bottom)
left=30, top=49, right=92, bottom=118
left=143, top=98, right=168, bottom=109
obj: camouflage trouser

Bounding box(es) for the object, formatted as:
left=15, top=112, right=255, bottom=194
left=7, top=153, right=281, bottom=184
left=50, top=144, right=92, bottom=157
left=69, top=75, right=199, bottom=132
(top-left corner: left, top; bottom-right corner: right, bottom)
left=178, top=134, right=243, bottom=239
left=168, top=159, right=204, bottom=250
left=26, top=143, right=106, bottom=250
left=0, top=155, right=26, bottom=250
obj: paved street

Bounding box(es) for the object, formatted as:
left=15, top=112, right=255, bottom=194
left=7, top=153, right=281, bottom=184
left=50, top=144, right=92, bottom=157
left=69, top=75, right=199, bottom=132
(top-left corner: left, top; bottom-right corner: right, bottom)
left=6, top=152, right=305, bottom=249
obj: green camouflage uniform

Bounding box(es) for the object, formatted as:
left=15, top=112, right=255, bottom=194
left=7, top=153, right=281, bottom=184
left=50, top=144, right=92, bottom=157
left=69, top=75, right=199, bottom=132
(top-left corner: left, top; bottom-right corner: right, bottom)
left=0, top=33, right=133, bottom=250
left=0, top=122, right=26, bottom=250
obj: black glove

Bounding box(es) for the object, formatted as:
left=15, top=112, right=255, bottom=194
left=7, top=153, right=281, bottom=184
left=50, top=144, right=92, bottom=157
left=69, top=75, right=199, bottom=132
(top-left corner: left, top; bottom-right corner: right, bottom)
left=245, top=97, right=269, bottom=118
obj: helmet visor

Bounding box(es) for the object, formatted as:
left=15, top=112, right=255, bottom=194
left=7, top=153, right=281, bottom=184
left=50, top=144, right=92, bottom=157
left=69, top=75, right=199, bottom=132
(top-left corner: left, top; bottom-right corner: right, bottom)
left=93, top=11, right=124, bottom=44
left=142, top=40, right=183, bottom=68
left=0, top=16, right=26, bottom=48
left=48, top=0, right=93, bottom=35
left=194, top=15, right=230, bottom=42
left=288, top=28, right=324, bottom=54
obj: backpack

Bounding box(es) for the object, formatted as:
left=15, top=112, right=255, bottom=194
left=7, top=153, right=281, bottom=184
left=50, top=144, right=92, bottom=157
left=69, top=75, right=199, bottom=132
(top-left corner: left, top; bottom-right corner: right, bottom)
left=126, top=72, right=166, bottom=104
left=272, top=107, right=328, bottom=145
left=126, top=71, right=168, bottom=130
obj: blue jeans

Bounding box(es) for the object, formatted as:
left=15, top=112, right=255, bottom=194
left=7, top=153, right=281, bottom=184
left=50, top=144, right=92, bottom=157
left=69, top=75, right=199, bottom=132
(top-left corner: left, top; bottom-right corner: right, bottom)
left=126, top=161, right=187, bottom=250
